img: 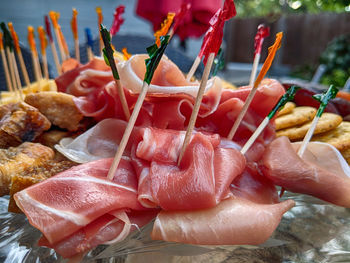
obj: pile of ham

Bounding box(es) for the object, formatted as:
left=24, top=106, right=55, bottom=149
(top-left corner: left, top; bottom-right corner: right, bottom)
left=14, top=55, right=350, bottom=259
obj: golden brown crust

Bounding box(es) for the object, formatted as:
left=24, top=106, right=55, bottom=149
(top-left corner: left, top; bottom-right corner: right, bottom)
left=276, top=113, right=343, bottom=141
left=276, top=102, right=296, bottom=117
left=311, top=121, right=350, bottom=151
left=8, top=159, right=76, bottom=213
left=0, top=102, right=51, bottom=148
left=25, top=92, right=83, bottom=131
left=275, top=106, right=317, bottom=130
left=0, top=142, right=54, bottom=196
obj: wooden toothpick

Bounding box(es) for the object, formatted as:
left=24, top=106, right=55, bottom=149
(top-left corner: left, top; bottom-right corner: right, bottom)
left=178, top=52, right=215, bottom=164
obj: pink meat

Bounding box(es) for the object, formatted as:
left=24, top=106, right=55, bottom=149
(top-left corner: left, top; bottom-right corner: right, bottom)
left=261, top=136, right=350, bottom=208
left=14, top=158, right=145, bottom=245
left=151, top=197, right=295, bottom=245
left=231, top=162, right=279, bottom=204
left=137, top=132, right=245, bottom=210
left=38, top=209, right=157, bottom=258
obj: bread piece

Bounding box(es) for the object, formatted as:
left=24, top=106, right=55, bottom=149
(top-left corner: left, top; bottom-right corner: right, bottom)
left=25, top=92, right=83, bottom=131
left=0, top=142, right=54, bottom=196
left=9, top=159, right=76, bottom=213
left=0, top=102, right=51, bottom=148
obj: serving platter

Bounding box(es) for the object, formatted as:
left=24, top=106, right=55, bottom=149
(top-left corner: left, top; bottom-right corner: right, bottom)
left=1, top=193, right=349, bottom=263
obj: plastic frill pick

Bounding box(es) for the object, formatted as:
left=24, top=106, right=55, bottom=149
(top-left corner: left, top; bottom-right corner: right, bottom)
left=154, top=13, right=174, bottom=47
left=227, top=32, right=283, bottom=140
left=241, top=86, right=300, bottom=155
left=38, top=26, right=48, bottom=54
left=254, top=24, right=270, bottom=56
left=199, top=0, right=236, bottom=66
left=212, top=48, right=225, bottom=77
left=313, top=85, right=339, bottom=117
left=85, top=28, right=93, bottom=48
left=297, top=85, right=339, bottom=157
left=106, top=35, right=170, bottom=181
left=44, top=15, right=54, bottom=43
left=100, top=24, right=119, bottom=80
left=0, top=22, right=14, bottom=51
left=172, top=3, right=191, bottom=35
left=110, top=5, right=125, bottom=36
left=145, top=35, right=170, bottom=84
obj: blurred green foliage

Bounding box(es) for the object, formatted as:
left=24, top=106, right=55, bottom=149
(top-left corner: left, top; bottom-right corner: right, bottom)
left=290, top=34, right=350, bottom=88
left=235, top=0, right=350, bottom=18
left=320, top=34, right=350, bottom=87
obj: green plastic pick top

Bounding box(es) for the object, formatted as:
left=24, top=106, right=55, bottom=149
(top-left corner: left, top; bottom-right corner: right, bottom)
left=267, top=86, right=300, bottom=119
left=212, top=48, right=225, bottom=77
left=100, top=24, right=119, bottom=80
left=144, top=35, right=170, bottom=85
left=312, top=85, right=339, bottom=117
left=0, top=22, right=14, bottom=51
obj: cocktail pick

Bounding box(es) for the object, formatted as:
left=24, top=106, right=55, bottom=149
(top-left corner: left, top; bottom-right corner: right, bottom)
left=249, top=24, right=270, bottom=86
left=38, top=26, right=49, bottom=79
left=297, top=85, right=339, bottom=157
left=1, top=22, right=16, bottom=93
left=107, top=35, right=170, bottom=180
left=227, top=32, right=283, bottom=140
left=49, top=11, right=66, bottom=62
left=85, top=28, right=94, bottom=61
left=45, top=15, right=61, bottom=75
left=178, top=0, right=237, bottom=164
left=241, top=86, right=300, bottom=154
left=110, top=5, right=125, bottom=37
left=154, top=12, right=175, bottom=47
left=186, top=0, right=236, bottom=81
left=71, top=8, right=79, bottom=62
left=0, top=32, right=14, bottom=92
left=27, top=26, right=42, bottom=84
left=95, top=6, right=103, bottom=55
left=100, top=24, right=130, bottom=120
left=168, top=2, right=191, bottom=39
left=8, top=22, right=30, bottom=87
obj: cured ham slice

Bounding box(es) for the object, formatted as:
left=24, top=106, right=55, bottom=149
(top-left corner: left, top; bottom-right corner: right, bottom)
left=231, top=162, right=279, bottom=204
left=151, top=197, right=295, bottom=245
left=38, top=209, right=157, bottom=258
left=56, top=119, right=142, bottom=163
left=261, top=136, right=350, bottom=207
left=135, top=132, right=246, bottom=210
left=14, top=158, right=145, bottom=245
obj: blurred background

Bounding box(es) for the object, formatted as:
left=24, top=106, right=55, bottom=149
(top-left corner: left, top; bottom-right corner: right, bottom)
left=0, top=0, right=349, bottom=87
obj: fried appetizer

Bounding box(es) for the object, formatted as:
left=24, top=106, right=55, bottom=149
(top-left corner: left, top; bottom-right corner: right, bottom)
left=25, top=92, right=83, bottom=131
left=0, top=102, right=51, bottom=148
left=0, top=142, right=54, bottom=196
left=9, top=159, right=76, bottom=213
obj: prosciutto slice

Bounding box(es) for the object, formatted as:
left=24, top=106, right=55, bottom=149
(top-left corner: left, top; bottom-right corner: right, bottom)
left=14, top=158, right=145, bottom=245
left=140, top=132, right=246, bottom=210
left=151, top=197, right=294, bottom=245
left=261, top=136, right=350, bottom=207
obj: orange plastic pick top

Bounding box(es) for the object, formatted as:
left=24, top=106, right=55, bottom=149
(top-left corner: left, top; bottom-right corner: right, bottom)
left=71, top=8, right=78, bottom=40
left=0, top=32, right=3, bottom=51
left=38, top=26, right=48, bottom=54
left=154, top=12, right=175, bottom=47
left=27, top=26, right=37, bottom=56
left=49, top=11, right=60, bottom=29
left=254, top=32, right=283, bottom=88
left=122, top=47, right=131, bottom=60
left=7, top=22, right=20, bottom=54
left=96, top=7, right=103, bottom=26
